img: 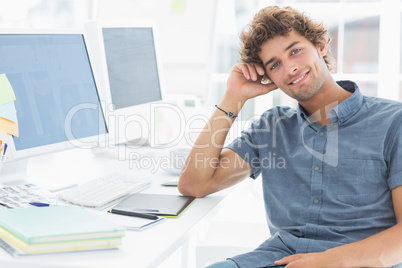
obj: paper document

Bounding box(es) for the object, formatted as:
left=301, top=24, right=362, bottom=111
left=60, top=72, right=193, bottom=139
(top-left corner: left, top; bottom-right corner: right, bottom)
left=0, top=117, right=18, bottom=137
left=0, top=73, right=18, bottom=136
left=0, top=74, right=16, bottom=106
left=0, top=101, right=18, bottom=123
left=92, top=210, right=166, bottom=231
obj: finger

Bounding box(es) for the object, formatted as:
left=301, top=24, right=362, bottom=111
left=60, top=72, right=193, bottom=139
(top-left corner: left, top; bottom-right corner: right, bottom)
left=255, top=64, right=265, bottom=76
left=235, top=63, right=251, bottom=80
left=274, top=254, right=303, bottom=265
left=246, top=64, right=259, bottom=81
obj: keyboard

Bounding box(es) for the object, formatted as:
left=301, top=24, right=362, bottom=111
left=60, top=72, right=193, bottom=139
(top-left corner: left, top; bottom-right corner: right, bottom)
left=57, top=173, right=151, bottom=209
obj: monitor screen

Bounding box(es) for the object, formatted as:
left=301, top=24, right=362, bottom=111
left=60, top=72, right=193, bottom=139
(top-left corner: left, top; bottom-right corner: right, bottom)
left=84, top=20, right=165, bottom=145
left=102, top=27, right=162, bottom=109
left=0, top=33, right=107, bottom=160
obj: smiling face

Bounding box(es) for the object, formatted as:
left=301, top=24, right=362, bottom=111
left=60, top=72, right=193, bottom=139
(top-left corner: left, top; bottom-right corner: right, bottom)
left=259, top=30, right=330, bottom=102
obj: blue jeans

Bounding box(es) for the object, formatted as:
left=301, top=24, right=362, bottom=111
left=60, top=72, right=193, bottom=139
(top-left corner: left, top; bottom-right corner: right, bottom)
left=205, top=259, right=239, bottom=268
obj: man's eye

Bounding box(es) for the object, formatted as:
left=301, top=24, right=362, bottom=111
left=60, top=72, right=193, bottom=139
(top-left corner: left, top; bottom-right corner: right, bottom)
left=292, top=49, right=301, bottom=55
left=271, top=62, right=279, bottom=70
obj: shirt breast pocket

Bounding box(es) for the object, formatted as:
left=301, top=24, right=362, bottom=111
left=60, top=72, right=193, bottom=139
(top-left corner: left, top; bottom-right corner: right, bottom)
left=335, top=158, right=388, bottom=207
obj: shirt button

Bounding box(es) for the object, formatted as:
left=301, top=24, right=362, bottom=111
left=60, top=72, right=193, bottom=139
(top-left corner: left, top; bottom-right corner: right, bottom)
left=314, top=166, right=320, bottom=171
left=340, top=118, right=345, bottom=123
left=314, top=199, right=320, bottom=204
left=319, top=132, right=325, bottom=136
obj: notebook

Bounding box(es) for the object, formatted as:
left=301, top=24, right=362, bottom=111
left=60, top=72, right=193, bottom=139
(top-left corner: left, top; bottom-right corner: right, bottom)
left=0, top=224, right=122, bottom=255
left=0, top=206, right=125, bottom=244
left=112, top=193, right=196, bottom=217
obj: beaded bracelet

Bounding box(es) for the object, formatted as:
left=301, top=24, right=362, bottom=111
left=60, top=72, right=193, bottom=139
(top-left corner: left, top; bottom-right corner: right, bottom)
left=215, top=105, right=238, bottom=118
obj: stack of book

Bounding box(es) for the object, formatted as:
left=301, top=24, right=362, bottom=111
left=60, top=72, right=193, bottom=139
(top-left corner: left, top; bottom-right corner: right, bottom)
left=0, top=205, right=125, bottom=256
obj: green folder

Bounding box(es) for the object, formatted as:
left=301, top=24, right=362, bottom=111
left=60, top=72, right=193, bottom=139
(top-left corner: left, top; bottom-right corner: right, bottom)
left=0, top=206, right=125, bottom=244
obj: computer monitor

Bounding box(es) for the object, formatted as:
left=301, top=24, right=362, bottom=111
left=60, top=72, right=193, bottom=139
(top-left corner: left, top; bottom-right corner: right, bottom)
left=0, top=30, right=108, bottom=182
left=84, top=20, right=165, bottom=146
left=94, top=0, right=216, bottom=99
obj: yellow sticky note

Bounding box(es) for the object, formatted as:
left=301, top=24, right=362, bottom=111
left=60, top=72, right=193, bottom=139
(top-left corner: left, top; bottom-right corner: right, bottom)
left=0, top=117, right=19, bottom=137
left=0, top=74, right=16, bottom=106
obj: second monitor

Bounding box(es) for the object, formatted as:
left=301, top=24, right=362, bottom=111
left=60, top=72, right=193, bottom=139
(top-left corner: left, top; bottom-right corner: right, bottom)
left=85, top=20, right=165, bottom=146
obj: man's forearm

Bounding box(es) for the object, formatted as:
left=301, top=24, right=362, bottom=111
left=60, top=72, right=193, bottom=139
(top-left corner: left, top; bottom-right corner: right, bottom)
left=178, top=93, right=245, bottom=197
left=192, top=93, right=245, bottom=163
left=276, top=223, right=402, bottom=267
left=276, top=186, right=402, bottom=268
left=178, top=63, right=275, bottom=197
left=329, top=223, right=402, bottom=267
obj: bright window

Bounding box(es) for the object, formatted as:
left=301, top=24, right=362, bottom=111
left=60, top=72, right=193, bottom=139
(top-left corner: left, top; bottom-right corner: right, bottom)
left=0, top=0, right=91, bottom=28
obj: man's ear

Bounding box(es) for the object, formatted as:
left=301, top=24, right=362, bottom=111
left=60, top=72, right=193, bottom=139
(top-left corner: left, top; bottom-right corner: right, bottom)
left=318, top=38, right=328, bottom=57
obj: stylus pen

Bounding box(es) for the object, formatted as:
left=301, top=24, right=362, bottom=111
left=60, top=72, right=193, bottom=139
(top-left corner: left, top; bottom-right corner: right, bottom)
left=0, top=202, right=12, bottom=209
left=2, top=143, right=7, bottom=160
left=108, top=209, right=158, bottom=220
left=29, top=202, right=52, bottom=207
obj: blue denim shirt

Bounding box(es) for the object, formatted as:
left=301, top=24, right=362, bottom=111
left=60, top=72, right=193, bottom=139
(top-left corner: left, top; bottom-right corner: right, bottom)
left=227, top=81, right=402, bottom=268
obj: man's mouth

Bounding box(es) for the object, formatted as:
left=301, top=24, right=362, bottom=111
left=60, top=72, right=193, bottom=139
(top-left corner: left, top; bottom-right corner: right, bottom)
left=290, top=72, right=309, bottom=85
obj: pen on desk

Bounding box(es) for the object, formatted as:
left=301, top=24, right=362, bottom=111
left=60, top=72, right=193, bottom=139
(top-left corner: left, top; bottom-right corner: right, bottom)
left=0, top=202, right=12, bottom=209
left=108, top=209, right=158, bottom=220
left=29, top=202, right=52, bottom=207
left=1, top=143, right=7, bottom=160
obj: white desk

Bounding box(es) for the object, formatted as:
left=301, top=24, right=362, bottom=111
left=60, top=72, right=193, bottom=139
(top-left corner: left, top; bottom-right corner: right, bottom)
left=0, top=147, right=228, bottom=268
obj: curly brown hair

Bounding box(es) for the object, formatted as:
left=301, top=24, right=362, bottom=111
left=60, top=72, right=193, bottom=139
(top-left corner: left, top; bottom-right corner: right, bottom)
left=239, top=6, right=335, bottom=72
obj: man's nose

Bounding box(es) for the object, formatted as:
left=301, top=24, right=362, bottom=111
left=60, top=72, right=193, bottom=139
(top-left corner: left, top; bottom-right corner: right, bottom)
left=289, top=65, right=298, bottom=74
left=284, top=60, right=298, bottom=75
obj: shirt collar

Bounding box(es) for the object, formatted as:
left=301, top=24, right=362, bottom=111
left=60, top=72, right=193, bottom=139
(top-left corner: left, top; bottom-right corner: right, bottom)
left=297, top=80, right=363, bottom=125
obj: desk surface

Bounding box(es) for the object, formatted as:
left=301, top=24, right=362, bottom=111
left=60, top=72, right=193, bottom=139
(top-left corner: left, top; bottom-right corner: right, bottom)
left=0, top=147, right=227, bottom=268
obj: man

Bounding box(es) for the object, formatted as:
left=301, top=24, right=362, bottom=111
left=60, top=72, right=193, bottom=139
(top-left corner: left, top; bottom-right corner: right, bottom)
left=178, top=5, right=402, bottom=268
